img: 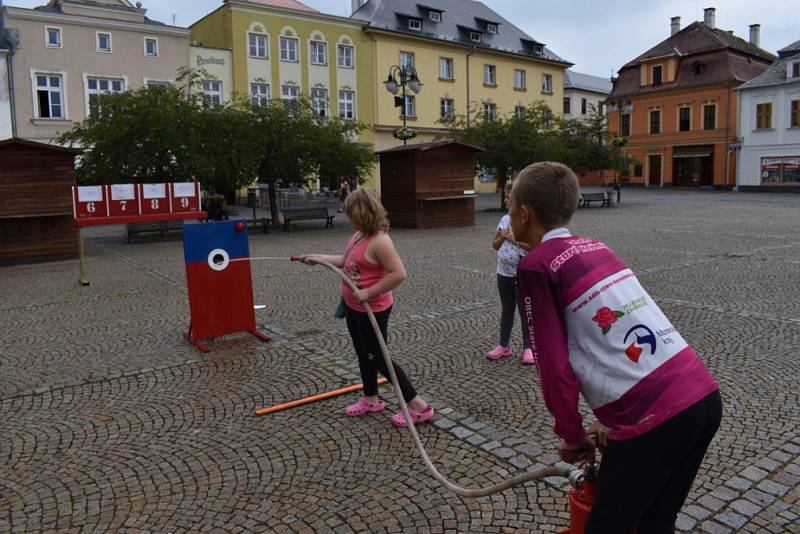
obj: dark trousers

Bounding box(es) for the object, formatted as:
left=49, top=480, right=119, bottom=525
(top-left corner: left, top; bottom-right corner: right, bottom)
left=497, top=274, right=530, bottom=349
left=344, top=304, right=418, bottom=403
left=585, top=390, right=723, bottom=534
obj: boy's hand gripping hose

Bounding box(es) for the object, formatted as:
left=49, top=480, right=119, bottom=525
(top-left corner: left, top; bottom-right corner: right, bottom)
left=291, top=256, right=578, bottom=498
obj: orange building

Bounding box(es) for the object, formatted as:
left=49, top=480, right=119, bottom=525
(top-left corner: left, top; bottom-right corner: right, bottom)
left=607, top=9, right=774, bottom=188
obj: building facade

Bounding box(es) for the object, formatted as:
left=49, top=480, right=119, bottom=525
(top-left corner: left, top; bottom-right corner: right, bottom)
left=4, top=0, right=189, bottom=144
left=736, top=38, right=800, bottom=192
left=0, top=37, right=11, bottom=140
left=607, top=9, right=774, bottom=188
left=562, top=70, right=611, bottom=121
left=189, top=44, right=234, bottom=106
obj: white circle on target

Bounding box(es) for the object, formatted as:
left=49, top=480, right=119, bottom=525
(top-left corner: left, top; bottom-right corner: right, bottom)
left=208, top=248, right=230, bottom=271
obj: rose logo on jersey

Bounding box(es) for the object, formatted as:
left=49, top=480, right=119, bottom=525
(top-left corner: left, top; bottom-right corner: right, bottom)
left=592, top=306, right=625, bottom=335
left=623, top=324, right=657, bottom=363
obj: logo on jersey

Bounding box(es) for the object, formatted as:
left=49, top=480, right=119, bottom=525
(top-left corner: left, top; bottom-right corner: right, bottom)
left=592, top=306, right=625, bottom=335
left=623, top=324, right=657, bottom=363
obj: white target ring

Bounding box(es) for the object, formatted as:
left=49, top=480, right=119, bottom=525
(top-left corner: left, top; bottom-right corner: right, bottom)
left=208, top=248, right=230, bottom=271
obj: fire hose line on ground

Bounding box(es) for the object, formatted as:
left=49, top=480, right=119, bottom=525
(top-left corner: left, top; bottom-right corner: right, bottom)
left=237, top=255, right=582, bottom=499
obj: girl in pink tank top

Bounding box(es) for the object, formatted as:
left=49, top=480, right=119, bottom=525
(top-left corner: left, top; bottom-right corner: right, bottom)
left=301, top=188, right=435, bottom=427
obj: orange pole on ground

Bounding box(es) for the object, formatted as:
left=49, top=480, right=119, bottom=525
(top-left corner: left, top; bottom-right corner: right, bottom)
left=255, top=377, right=388, bottom=415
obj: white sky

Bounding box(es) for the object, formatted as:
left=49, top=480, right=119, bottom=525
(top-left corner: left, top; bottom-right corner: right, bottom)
left=5, top=0, right=799, bottom=78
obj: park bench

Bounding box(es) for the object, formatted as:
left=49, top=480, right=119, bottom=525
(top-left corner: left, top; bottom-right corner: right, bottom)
left=281, top=206, right=333, bottom=231
left=580, top=191, right=611, bottom=208
left=126, top=220, right=183, bottom=243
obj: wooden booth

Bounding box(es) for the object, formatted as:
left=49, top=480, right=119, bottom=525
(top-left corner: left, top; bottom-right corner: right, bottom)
left=0, top=139, right=81, bottom=266
left=378, top=140, right=484, bottom=229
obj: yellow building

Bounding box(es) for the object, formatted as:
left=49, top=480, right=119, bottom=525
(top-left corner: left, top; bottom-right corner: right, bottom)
left=350, top=0, right=571, bottom=192
left=190, top=0, right=378, bottom=185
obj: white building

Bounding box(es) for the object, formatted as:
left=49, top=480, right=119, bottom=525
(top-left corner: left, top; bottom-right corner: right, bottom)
left=736, top=38, right=800, bottom=192
left=562, top=70, right=612, bottom=120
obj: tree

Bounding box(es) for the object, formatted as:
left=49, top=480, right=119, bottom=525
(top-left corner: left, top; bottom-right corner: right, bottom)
left=313, top=117, right=374, bottom=191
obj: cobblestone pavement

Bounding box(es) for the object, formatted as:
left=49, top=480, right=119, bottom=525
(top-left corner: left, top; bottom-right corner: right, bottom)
left=1, top=189, right=799, bottom=533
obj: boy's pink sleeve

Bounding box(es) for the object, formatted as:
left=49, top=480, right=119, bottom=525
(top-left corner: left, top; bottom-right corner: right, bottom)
left=517, top=265, right=586, bottom=445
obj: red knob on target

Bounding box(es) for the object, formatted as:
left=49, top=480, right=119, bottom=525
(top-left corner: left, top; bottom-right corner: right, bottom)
left=234, top=222, right=246, bottom=233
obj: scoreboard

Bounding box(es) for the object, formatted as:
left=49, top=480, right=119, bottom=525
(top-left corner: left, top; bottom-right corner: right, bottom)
left=72, top=182, right=205, bottom=226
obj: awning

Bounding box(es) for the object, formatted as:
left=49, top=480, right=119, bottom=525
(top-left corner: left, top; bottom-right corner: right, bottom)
left=673, top=152, right=712, bottom=158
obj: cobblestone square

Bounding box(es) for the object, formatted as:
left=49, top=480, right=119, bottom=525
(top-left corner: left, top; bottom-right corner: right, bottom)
left=1, top=189, right=798, bottom=533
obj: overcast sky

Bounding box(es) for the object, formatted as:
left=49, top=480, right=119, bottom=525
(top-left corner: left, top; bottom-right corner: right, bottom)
left=6, top=0, right=799, bottom=78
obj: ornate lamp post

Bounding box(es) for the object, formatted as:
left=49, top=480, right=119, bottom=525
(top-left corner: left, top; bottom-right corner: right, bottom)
left=383, top=64, right=423, bottom=145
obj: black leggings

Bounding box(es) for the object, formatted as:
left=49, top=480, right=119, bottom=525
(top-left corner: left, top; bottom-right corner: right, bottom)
left=497, top=274, right=530, bottom=349
left=585, top=390, right=723, bottom=534
left=344, top=304, right=418, bottom=403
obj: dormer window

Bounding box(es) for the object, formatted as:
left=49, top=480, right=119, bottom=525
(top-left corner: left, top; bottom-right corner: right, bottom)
left=692, top=61, right=705, bottom=75
left=793, top=61, right=800, bottom=78
left=486, top=23, right=497, bottom=34
left=470, top=31, right=481, bottom=42
left=429, top=11, right=441, bottom=22
left=408, top=19, right=422, bottom=31
left=652, top=65, right=663, bottom=85
left=533, top=44, right=543, bottom=55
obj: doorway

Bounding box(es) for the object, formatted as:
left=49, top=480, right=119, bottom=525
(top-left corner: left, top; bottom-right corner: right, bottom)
left=648, top=155, right=662, bottom=187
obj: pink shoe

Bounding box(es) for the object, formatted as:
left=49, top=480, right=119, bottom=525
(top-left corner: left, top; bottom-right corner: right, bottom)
left=391, top=406, right=435, bottom=427
left=521, top=348, right=535, bottom=365
left=346, top=397, right=386, bottom=417
left=486, top=345, right=512, bottom=360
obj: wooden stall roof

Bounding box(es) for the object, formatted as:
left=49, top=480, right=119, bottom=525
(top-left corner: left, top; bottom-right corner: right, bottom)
left=0, top=138, right=82, bottom=155
left=377, top=140, right=485, bottom=154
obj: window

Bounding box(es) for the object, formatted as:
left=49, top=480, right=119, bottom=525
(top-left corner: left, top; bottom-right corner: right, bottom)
left=533, top=44, right=543, bottom=56
left=249, top=33, right=267, bottom=58
left=756, top=103, right=772, bottom=129
left=310, top=41, right=327, bottom=65
left=146, top=80, right=170, bottom=90
left=563, top=97, right=571, bottom=114
left=793, top=62, right=800, bottom=78
left=311, top=87, right=328, bottom=117
left=250, top=83, right=269, bottom=106
left=634, top=164, right=643, bottom=177
left=35, top=74, right=64, bottom=119
left=403, top=95, right=416, bottom=117
left=408, top=19, right=422, bottom=31
left=581, top=98, right=587, bottom=115
left=280, top=37, right=298, bottom=62
left=514, top=69, right=526, bottom=90
left=679, top=106, right=691, bottom=131
left=144, top=37, right=158, bottom=57
left=337, top=45, right=354, bottom=68
left=649, top=109, right=661, bottom=134
left=484, top=102, right=496, bottom=121
left=483, top=64, right=496, bottom=85
left=487, top=23, right=498, bottom=34
left=281, top=85, right=299, bottom=101
left=652, top=65, right=663, bottom=85
left=470, top=31, right=481, bottom=42
left=598, top=102, right=604, bottom=115
left=440, top=98, right=454, bottom=120
left=439, top=57, right=454, bottom=80
left=339, top=90, right=355, bottom=119
left=621, top=113, right=631, bottom=136
left=792, top=100, right=800, bottom=128
left=761, top=157, right=800, bottom=185
left=46, top=27, right=61, bottom=48
left=429, top=11, right=441, bottom=22
left=541, top=73, right=553, bottom=93
left=87, top=77, right=124, bottom=115
left=543, top=109, right=552, bottom=127
left=703, top=104, right=716, bottom=130
left=515, top=106, right=525, bottom=119
left=400, top=51, right=415, bottom=70
left=97, top=32, right=111, bottom=53
left=201, top=80, right=222, bottom=106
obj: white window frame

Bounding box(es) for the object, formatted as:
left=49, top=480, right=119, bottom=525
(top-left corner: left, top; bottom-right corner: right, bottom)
left=483, top=64, right=496, bottom=86
left=487, top=23, right=498, bottom=34
left=45, top=26, right=62, bottom=48
left=400, top=51, right=415, bottom=70
left=250, top=83, right=270, bottom=106
left=440, top=98, right=454, bottom=120
left=32, top=70, right=67, bottom=120
left=310, top=40, right=327, bottom=65
left=408, top=19, right=422, bottom=31
left=84, top=74, right=126, bottom=116
left=515, top=106, right=525, bottom=119
left=248, top=32, right=268, bottom=59
left=201, top=79, right=222, bottom=107
left=541, top=73, right=553, bottom=93
left=96, top=32, right=112, bottom=53
left=581, top=97, right=587, bottom=115
left=439, top=57, right=454, bottom=80
left=144, top=78, right=172, bottom=89
left=339, top=89, right=355, bottom=120
left=144, top=37, right=158, bottom=57
left=311, top=87, right=329, bottom=117
left=429, top=11, right=441, bottom=22
left=470, top=31, right=481, bottom=42
left=484, top=102, right=496, bottom=121
left=280, top=36, right=299, bottom=62
left=337, top=44, right=354, bottom=68
left=403, top=95, right=416, bottom=117
left=514, top=69, right=526, bottom=90
left=563, top=97, right=571, bottom=115
left=281, top=85, right=300, bottom=101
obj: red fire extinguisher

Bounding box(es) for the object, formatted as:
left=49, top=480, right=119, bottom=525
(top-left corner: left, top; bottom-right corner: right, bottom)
left=559, top=457, right=599, bottom=534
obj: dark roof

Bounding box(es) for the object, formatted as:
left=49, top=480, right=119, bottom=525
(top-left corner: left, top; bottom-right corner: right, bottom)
left=378, top=140, right=485, bottom=154
left=30, top=4, right=175, bottom=27
left=609, top=21, right=775, bottom=99
left=0, top=138, right=82, bottom=154
left=738, top=51, right=800, bottom=90
left=351, top=0, right=569, bottom=65
left=777, top=38, right=800, bottom=59
left=564, top=70, right=612, bottom=94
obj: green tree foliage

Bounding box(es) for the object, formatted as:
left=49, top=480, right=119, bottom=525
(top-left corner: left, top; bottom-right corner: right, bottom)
left=555, top=105, right=635, bottom=178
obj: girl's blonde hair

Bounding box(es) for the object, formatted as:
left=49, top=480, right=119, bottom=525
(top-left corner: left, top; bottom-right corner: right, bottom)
left=344, top=187, right=389, bottom=234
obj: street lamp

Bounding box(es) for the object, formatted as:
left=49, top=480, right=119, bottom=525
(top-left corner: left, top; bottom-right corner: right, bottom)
left=384, top=64, right=423, bottom=145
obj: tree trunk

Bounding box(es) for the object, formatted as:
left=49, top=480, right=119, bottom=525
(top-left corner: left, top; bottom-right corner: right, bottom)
left=496, top=167, right=508, bottom=210
left=267, top=179, right=281, bottom=228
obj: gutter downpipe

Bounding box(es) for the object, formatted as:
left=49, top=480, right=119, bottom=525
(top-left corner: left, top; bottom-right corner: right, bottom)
left=724, top=82, right=731, bottom=192
left=466, top=45, right=476, bottom=127
left=1, top=0, right=16, bottom=137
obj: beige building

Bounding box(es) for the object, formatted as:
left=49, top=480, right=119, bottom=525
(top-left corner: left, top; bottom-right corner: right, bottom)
left=4, top=0, right=189, bottom=144
left=189, top=44, right=233, bottom=106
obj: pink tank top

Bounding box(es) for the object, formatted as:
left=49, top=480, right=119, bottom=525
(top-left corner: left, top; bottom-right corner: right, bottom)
left=341, top=232, right=394, bottom=313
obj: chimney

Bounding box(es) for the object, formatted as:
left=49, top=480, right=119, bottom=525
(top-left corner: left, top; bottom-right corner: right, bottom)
left=703, top=7, right=715, bottom=29
left=749, top=24, right=761, bottom=48
left=671, top=16, right=681, bottom=36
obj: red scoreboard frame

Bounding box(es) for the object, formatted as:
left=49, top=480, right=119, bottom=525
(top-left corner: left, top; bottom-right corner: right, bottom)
left=72, top=182, right=206, bottom=226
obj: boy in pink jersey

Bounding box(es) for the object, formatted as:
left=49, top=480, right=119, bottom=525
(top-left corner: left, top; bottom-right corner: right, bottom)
left=509, top=162, right=721, bottom=534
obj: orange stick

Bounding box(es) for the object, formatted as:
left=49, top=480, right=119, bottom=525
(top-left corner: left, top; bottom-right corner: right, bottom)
left=255, top=377, right=388, bottom=415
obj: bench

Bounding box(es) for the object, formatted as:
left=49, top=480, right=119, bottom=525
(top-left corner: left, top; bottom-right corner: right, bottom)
left=126, top=220, right=183, bottom=243
left=281, top=206, right=333, bottom=231
left=580, top=192, right=611, bottom=208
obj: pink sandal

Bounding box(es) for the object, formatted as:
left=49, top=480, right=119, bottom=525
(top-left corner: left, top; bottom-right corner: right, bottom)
left=391, top=406, right=435, bottom=427
left=346, top=397, right=386, bottom=417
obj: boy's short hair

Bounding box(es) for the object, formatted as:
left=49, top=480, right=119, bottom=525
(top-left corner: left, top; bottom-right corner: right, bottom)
left=344, top=187, right=390, bottom=234
left=513, top=162, right=580, bottom=228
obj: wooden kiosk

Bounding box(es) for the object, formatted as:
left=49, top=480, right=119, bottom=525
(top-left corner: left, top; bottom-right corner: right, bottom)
left=378, top=140, right=484, bottom=229
left=0, top=139, right=81, bottom=266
